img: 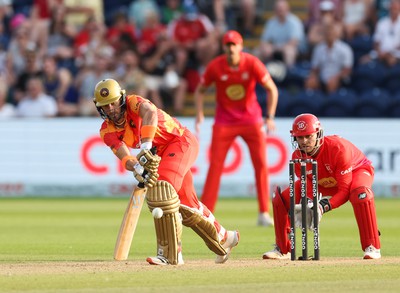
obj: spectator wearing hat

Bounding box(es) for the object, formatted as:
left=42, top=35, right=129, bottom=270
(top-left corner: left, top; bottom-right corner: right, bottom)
left=305, top=22, right=353, bottom=94
left=307, top=0, right=344, bottom=50
left=307, top=0, right=343, bottom=28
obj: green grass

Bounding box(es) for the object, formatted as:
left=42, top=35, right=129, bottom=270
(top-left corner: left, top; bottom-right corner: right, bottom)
left=0, top=197, right=398, bottom=292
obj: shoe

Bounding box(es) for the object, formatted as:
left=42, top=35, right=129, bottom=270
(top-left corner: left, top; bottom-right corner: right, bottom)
left=215, top=230, right=240, bottom=264
left=363, top=245, right=381, bottom=259
left=146, top=251, right=184, bottom=265
left=262, top=245, right=291, bottom=260
left=257, top=212, right=274, bottom=227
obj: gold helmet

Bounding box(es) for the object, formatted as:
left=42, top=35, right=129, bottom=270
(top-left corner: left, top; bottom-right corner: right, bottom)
left=93, top=79, right=126, bottom=107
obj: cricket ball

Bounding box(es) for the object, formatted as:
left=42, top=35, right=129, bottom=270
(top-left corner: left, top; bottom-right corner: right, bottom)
left=152, top=208, right=163, bottom=219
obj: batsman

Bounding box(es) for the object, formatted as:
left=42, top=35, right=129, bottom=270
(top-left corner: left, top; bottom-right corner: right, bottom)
left=93, top=79, right=239, bottom=265
left=263, top=113, right=381, bottom=260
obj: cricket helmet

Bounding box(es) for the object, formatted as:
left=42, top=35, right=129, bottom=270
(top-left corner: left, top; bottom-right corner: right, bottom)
left=290, top=113, right=322, bottom=137
left=93, top=79, right=126, bottom=107
left=290, top=113, right=324, bottom=155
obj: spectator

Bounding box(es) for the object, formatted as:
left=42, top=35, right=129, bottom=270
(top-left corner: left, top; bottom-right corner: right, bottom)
left=305, top=22, right=353, bottom=94
left=255, top=0, right=306, bottom=69
left=141, top=29, right=187, bottom=114
left=16, top=76, right=57, bottom=117
left=12, top=43, right=43, bottom=105
left=307, top=0, right=344, bottom=50
left=75, top=48, right=115, bottom=116
left=6, top=17, right=31, bottom=85
left=115, top=49, right=148, bottom=97
left=167, top=0, right=219, bottom=90
left=128, top=0, right=160, bottom=30
left=46, top=4, right=77, bottom=71
left=0, top=79, right=15, bottom=118
left=306, top=0, right=343, bottom=28
left=0, top=0, right=13, bottom=51
left=106, top=10, right=137, bottom=54
left=42, top=55, right=79, bottom=117
left=194, top=30, right=278, bottom=226
left=160, top=0, right=182, bottom=25
left=136, top=10, right=166, bottom=55
left=342, top=0, right=373, bottom=41
left=360, top=0, right=400, bottom=67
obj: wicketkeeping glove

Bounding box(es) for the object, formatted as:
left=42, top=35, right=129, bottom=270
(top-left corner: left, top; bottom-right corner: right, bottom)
left=133, top=163, right=159, bottom=188
left=294, top=199, right=313, bottom=230
left=318, top=198, right=332, bottom=214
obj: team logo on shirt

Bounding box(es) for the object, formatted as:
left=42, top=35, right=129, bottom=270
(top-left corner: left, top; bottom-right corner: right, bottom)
left=226, top=84, right=245, bottom=100
left=221, top=75, right=228, bottom=81
left=242, top=72, right=249, bottom=80
left=325, top=164, right=333, bottom=173
left=100, top=88, right=109, bottom=97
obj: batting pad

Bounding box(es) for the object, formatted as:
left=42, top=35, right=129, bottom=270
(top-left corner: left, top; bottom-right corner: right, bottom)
left=146, top=181, right=182, bottom=265
left=179, top=205, right=227, bottom=256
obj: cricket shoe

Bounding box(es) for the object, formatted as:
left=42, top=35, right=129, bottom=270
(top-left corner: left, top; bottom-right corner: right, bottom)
left=146, top=251, right=184, bottom=265
left=363, top=245, right=381, bottom=260
left=262, top=245, right=291, bottom=260
left=215, top=230, right=240, bottom=264
left=257, top=212, right=274, bottom=227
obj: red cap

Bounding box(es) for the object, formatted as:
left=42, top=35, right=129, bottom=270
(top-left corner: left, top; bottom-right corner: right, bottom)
left=223, top=30, right=243, bottom=45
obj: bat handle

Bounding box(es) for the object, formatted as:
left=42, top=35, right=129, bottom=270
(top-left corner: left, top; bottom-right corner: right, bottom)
left=137, top=146, right=157, bottom=188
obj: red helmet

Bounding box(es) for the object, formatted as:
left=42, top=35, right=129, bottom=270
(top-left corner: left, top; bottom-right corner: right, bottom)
left=290, top=113, right=322, bottom=137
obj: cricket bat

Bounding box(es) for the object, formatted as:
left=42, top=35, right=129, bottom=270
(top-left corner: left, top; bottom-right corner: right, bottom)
left=114, top=182, right=147, bottom=260
left=114, top=147, right=156, bottom=261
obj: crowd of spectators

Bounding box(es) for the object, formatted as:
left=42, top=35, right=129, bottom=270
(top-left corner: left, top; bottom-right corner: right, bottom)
left=0, top=0, right=399, bottom=119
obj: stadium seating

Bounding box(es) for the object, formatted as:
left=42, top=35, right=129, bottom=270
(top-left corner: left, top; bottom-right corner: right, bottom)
left=380, top=63, right=400, bottom=95
left=351, top=61, right=387, bottom=94
left=354, top=88, right=391, bottom=117
left=284, top=89, right=324, bottom=117
left=319, top=88, right=357, bottom=117
left=388, top=91, right=400, bottom=117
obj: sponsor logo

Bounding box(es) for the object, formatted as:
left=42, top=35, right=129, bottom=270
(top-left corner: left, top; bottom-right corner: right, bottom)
left=340, top=166, right=353, bottom=175
left=359, top=192, right=367, bottom=199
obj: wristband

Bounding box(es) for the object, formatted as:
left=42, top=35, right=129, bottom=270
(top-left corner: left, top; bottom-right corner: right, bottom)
left=141, top=125, right=157, bottom=140
left=266, top=114, right=274, bottom=119
left=121, top=155, right=135, bottom=170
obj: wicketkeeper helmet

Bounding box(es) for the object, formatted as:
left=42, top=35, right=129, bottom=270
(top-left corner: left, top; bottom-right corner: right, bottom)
left=290, top=113, right=324, bottom=156
left=290, top=113, right=322, bottom=137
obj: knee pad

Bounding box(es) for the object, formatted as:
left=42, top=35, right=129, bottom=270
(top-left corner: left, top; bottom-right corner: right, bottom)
left=349, top=186, right=381, bottom=250
left=179, top=204, right=227, bottom=256
left=146, top=180, right=182, bottom=265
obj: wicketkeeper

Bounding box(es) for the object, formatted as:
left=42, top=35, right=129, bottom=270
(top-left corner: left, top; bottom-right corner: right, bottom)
left=93, top=79, right=239, bottom=265
left=263, top=113, right=381, bottom=260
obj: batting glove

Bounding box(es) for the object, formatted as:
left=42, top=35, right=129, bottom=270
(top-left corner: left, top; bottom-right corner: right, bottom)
left=133, top=163, right=159, bottom=188
left=137, top=149, right=161, bottom=173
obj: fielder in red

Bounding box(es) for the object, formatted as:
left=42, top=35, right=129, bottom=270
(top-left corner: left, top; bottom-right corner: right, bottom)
left=194, top=30, right=279, bottom=226
left=93, top=79, right=239, bottom=265
left=263, top=113, right=381, bottom=260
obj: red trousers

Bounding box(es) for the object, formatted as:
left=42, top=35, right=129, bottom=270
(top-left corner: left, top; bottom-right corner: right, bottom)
left=200, top=123, right=270, bottom=213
